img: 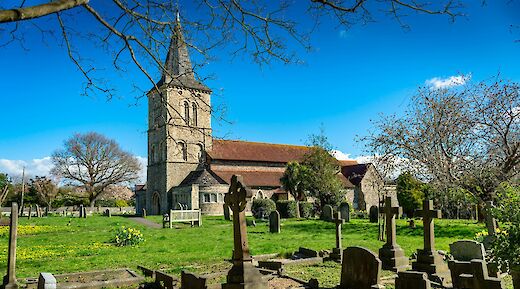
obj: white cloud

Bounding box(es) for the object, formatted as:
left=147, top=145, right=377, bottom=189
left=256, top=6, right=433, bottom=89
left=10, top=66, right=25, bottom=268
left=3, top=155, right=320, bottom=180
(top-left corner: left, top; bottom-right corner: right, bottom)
left=332, top=150, right=353, bottom=160
left=0, top=157, right=53, bottom=179
left=425, top=74, right=470, bottom=89
left=0, top=155, right=148, bottom=184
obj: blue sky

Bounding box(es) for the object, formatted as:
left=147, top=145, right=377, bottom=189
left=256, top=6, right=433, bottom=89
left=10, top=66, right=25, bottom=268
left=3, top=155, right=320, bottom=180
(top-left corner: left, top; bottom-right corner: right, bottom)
left=0, top=1, right=519, bottom=179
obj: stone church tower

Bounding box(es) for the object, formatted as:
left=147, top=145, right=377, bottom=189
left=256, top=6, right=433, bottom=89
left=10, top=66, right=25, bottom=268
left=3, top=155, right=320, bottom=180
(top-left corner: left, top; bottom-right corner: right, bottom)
left=146, top=15, right=212, bottom=215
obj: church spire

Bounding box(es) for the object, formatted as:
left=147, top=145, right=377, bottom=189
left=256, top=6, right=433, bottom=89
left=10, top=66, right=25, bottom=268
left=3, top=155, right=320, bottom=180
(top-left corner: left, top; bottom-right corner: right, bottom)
left=161, top=12, right=195, bottom=83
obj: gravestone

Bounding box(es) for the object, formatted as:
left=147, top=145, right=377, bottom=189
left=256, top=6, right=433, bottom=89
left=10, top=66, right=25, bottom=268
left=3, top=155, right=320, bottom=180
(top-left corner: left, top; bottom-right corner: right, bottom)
left=142, top=208, right=147, bottom=218
left=330, top=211, right=345, bottom=263
left=38, top=273, right=56, bottom=289
left=339, top=203, right=350, bottom=222
left=180, top=271, right=207, bottom=289
left=458, top=260, right=504, bottom=289
left=378, top=197, right=408, bottom=272
left=448, top=240, right=497, bottom=288
left=339, top=246, right=384, bottom=289
left=28, top=206, right=32, bottom=220
left=450, top=240, right=485, bottom=261
left=484, top=201, right=497, bottom=236
left=269, top=211, right=280, bottom=233
left=395, top=271, right=431, bottom=289
left=323, top=205, right=333, bottom=221
left=369, top=206, right=378, bottom=223
left=155, top=271, right=179, bottom=289
left=3, top=203, right=19, bottom=289
left=35, top=205, right=40, bottom=218
left=82, top=207, right=87, bottom=218
left=412, top=200, right=450, bottom=286
left=105, top=209, right=111, bottom=217
left=79, top=205, right=84, bottom=218
left=223, top=204, right=231, bottom=221
left=222, top=175, right=268, bottom=289
left=45, top=207, right=49, bottom=217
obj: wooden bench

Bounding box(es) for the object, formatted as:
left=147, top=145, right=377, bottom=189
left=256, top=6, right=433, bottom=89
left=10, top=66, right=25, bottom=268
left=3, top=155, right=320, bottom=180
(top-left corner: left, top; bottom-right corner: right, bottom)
left=163, top=209, right=202, bottom=228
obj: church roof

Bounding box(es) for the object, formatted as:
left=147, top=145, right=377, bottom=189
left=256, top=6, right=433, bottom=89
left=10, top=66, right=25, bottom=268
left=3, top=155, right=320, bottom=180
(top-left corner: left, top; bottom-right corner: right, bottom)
left=211, top=168, right=355, bottom=189
left=341, top=163, right=370, bottom=186
left=155, top=14, right=211, bottom=92
left=179, top=168, right=225, bottom=186
left=208, top=139, right=359, bottom=165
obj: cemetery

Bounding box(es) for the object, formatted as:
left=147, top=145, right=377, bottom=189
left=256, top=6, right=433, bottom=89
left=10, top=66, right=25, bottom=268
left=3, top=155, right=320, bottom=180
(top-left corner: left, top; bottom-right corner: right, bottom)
left=0, top=175, right=516, bottom=289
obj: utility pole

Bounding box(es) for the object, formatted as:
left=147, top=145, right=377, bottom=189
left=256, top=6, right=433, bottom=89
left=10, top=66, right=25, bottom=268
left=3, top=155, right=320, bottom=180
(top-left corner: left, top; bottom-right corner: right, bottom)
left=19, top=167, right=25, bottom=216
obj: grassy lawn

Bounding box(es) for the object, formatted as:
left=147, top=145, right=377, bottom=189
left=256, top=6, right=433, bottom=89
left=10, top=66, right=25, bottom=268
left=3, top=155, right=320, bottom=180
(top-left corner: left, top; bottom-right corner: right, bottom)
left=0, top=215, right=502, bottom=288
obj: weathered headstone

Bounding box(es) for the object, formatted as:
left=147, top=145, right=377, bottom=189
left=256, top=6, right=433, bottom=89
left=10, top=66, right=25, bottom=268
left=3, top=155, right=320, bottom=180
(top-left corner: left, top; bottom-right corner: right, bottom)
left=3, top=203, right=19, bottom=289
left=448, top=240, right=497, bottom=288
left=395, top=271, right=431, bottom=289
left=180, top=271, right=207, bottom=289
left=412, top=200, right=450, bottom=286
left=223, top=204, right=231, bottom=221
left=105, top=209, right=111, bottom=217
left=378, top=196, right=408, bottom=272
left=458, top=260, right=504, bottom=289
left=323, top=205, right=333, bottom=222
left=142, top=208, right=147, bottom=218
left=82, top=207, right=87, bottom=218
left=37, top=273, right=56, bottom=289
left=339, top=246, right=384, bottom=289
left=155, top=271, right=179, bottom=289
left=485, top=201, right=497, bottom=236
left=269, top=210, right=280, bottom=233
left=222, top=175, right=268, bottom=289
left=339, top=203, right=350, bottom=222
left=369, top=205, right=378, bottom=223
left=450, top=240, right=485, bottom=262
left=45, top=207, right=49, bottom=217
left=79, top=205, right=84, bottom=218
left=330, top=211, right=345, bottom=262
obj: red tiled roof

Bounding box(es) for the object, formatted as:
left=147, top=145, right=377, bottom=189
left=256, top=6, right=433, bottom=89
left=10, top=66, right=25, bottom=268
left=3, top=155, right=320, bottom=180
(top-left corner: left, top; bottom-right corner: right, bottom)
left=208, top=140, right=310, bottom=163
left=208, top=139, right=359, bottom=166
left=211, top=169, right=355, bottom=189
left=211, top=169, right=284, bottom=187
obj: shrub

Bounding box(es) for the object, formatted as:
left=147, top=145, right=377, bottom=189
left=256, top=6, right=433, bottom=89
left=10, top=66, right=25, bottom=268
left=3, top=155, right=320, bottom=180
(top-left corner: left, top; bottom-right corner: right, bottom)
left=251, top=199, right=276, bottom=219
left=354, top=210, right=368, bottom=219
left=276, top=200, right=298, bottom=218
left=112, top=226, right=144, bottom=247
left=115, top=200, right=128, bottom=207
left=299, top=202, right=314, bottom=219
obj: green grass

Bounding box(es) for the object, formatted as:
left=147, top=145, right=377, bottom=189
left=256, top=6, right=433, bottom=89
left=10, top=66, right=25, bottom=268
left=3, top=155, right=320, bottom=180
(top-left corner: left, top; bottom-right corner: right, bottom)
left=0, top=215, right=508, bottom=288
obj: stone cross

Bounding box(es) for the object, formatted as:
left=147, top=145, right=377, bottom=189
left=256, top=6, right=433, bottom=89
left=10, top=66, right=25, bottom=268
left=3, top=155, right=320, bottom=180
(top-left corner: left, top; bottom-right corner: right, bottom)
left=379, top=197, right=408, bottom=272
left=333, top=211, right=345, bottom=250
left=382, top=197, right=402, bottom=246
left=3, top=203, right=19, bottom=289
left=416, top=200, right=441, bottom=252
left=331, top=211, right=345, bottom=263
left=222, top=175, right=267, bottom=289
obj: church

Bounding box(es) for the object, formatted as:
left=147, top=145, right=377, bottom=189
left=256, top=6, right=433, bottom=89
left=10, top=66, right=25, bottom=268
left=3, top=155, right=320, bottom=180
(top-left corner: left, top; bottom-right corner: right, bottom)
left=135, top=16, right=391, bottom=215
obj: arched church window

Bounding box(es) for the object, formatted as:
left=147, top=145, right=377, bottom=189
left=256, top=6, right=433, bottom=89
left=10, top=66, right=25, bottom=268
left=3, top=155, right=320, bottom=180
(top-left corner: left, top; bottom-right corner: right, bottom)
left=177, top=141, right=187, bottom=161
left=184, top=101, right=190, bottom=125
left=192, top=103, right=198, bottom=126
left=151, top=144, right=156, bottom=164
left=196, top=143, right=204, bottom=162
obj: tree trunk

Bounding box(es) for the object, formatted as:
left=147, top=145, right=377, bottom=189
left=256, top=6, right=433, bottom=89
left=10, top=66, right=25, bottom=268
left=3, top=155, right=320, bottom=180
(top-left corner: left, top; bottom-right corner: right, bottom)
left=296, top=200, right=301, bottom=219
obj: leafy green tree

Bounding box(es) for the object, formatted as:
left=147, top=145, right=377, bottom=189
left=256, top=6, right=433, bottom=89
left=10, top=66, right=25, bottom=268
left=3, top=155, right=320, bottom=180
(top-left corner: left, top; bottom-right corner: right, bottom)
left=396, top=172, right=425, bottom=217
left=280, top=161, right=312, bottom=218
left=303, top=131, right=345, bottom=211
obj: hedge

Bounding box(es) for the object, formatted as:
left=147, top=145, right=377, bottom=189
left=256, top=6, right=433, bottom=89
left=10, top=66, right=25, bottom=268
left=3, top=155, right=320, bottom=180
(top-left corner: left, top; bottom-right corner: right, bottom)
left=276, top=200, right=298, bottom=218
left=251, top=198, right=276, bottom=219
left=299, top=201, right=314, bottom=219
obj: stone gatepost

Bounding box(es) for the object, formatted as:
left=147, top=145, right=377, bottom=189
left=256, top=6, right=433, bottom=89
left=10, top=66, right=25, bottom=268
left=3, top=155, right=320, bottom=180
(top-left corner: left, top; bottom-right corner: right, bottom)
left=3, top=203, right=19, bottom=289
left=412, top=200, right=450, bottom=286
left=378, top=197, right=409, bottom=272
left=222, top=175, right=267, bottom=289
